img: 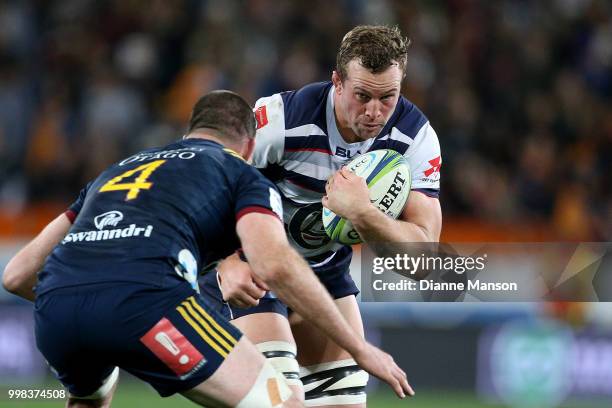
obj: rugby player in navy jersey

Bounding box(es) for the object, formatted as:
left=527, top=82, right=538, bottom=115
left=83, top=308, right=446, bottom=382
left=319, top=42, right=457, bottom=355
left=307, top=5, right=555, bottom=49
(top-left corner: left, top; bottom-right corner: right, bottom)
left=203, top=26, right=442, bottom=407
left=3, top=91, right=412, bottom=407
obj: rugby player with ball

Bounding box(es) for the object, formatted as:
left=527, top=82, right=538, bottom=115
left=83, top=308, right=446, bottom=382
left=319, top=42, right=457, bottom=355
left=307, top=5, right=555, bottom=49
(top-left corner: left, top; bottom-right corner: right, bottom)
left=201, top=25, right=442, bottom=407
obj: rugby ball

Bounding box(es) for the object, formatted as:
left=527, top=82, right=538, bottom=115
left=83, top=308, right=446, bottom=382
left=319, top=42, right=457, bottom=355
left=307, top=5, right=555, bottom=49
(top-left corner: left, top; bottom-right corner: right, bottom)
left=322, top=149, right=411, bottom=245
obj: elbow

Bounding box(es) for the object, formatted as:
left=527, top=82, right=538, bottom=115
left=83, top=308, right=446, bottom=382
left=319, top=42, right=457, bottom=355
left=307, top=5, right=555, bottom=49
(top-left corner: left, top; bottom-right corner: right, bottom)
left=254, top=261, right=285, bottom=287
left=2, top=261, right=34, bottom=296
left=2, top=266, right=21, bottom=294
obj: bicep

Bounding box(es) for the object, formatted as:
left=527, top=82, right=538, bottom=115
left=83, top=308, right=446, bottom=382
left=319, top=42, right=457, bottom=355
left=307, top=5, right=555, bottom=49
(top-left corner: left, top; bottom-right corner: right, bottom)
left=3, top=213, right=72, bottom=293
left=236, top=212, right=287, bottom=263
left=21, top=213, right=72, bottom=262
left=400, top=191, right=442, bottom=242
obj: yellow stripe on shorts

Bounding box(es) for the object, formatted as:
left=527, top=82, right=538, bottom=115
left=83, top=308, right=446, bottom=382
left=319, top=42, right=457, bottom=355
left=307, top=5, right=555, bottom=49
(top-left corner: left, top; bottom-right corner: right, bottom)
left=176, top=305, right=228, bottom=358
left=187, top=296, right=238, bottom=345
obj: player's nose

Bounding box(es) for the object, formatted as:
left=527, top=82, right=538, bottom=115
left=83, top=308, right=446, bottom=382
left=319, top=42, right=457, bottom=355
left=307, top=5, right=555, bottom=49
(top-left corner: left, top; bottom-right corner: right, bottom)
left=364, top=99, right=383, bottom=120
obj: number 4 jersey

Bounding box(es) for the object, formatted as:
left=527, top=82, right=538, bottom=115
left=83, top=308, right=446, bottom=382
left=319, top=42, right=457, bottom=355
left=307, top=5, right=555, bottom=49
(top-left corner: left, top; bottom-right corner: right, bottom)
left=252, top=81, right=441, bottom=269
left=36, top=138, right=283, bottom=296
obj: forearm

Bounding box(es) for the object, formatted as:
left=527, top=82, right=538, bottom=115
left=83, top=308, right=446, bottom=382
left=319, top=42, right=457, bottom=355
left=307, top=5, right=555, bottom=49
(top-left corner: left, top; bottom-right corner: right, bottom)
left=351, top=205, right=435, bottom=243
left=2, top=214, right=71, bottom=301
left=254, top=249, right=365, bottom=356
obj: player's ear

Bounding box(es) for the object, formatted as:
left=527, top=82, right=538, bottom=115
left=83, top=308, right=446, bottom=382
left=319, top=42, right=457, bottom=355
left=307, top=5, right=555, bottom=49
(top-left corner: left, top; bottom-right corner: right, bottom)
left=332, top=71, right=343, bottom=93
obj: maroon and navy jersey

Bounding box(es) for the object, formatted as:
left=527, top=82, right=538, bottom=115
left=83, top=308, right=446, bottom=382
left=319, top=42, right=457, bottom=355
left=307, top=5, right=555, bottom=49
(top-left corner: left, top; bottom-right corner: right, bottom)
left=36, top=139, right=283, bottom=295
left=252, top=81, right=441, bottom=268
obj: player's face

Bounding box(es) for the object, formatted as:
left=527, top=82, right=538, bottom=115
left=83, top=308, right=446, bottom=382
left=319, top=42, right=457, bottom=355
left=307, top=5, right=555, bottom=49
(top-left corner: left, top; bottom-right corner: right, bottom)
left=333, top=60, right=402, bottom=142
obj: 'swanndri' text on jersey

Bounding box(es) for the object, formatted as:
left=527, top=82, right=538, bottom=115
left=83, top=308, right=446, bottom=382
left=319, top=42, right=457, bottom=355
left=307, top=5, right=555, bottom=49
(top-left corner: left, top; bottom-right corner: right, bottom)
left=37, top=139, right=282, bottom=295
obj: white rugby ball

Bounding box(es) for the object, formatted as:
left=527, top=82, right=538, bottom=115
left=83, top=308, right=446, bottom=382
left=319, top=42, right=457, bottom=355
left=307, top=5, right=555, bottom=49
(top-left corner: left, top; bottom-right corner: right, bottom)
left=322, top=149, right=411, bottom=245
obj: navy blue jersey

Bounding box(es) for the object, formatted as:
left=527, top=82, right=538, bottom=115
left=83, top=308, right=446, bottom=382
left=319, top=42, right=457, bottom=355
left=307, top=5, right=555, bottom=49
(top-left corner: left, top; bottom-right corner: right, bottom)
left=36, top=139, right=283, bottom=295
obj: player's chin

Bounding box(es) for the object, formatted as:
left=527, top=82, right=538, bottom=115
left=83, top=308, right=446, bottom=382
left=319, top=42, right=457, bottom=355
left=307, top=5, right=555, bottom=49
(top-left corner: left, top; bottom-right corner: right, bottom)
left=357, top=125, right=382, bottom=139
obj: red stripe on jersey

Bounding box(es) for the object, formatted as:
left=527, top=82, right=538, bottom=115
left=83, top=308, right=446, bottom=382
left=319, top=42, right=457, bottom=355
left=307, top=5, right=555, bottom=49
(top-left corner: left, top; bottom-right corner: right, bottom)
left=236, top=206, right=280, bottom=222
left=285, top=147, right=333, bottom=155
left=140, top=317, right=205, bottom=377
left=64, top=210, right=77, bottom=223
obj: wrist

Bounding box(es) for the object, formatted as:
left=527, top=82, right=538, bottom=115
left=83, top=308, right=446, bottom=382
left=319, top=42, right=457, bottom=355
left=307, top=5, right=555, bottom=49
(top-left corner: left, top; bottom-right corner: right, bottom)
left=349, top=203, right=378, bottom=226
left=348, top=338, right=369, bottom=359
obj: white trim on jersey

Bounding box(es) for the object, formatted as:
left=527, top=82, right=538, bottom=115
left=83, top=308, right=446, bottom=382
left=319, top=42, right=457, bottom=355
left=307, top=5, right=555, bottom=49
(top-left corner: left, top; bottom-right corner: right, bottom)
left=404, top=122, right=441, bottom=190
left=284, top=160, right=335, bottom=181
left=285, top=123, right=326, bottom=137
left=376, top=127, right=416, bottom=147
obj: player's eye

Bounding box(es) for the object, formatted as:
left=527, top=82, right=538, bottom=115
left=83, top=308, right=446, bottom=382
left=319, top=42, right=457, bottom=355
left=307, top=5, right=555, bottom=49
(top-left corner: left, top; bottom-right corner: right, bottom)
left=356, top=93, right=370, bottom=101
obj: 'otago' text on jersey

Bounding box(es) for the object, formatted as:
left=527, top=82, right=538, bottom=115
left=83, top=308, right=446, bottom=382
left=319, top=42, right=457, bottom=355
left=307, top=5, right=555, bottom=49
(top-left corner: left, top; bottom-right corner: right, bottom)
left=252, top=81, right=441, bottom=269
left=36, top=139, right=282, bottom=295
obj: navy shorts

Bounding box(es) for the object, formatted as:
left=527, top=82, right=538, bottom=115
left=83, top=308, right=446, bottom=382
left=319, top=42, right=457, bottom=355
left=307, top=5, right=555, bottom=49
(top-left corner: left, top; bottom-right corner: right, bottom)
left=34, top=281, right=242, bottom=397
left=199, top=248, right=359, bottom=321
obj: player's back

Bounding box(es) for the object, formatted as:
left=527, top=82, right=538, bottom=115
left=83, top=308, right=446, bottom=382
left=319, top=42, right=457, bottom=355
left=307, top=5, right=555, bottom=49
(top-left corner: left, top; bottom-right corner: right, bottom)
left=37, top=138, right=273, bottom=295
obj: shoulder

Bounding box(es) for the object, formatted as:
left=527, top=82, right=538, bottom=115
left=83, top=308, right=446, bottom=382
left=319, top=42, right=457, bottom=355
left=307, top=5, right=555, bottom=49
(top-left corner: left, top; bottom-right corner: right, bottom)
left=279, top=81, right=331, bottom=130
left=390, top=96, right=430, bottom=140
left=372, top=97, right=438, bottom=157
left=254, top=81, right=332, bottom=131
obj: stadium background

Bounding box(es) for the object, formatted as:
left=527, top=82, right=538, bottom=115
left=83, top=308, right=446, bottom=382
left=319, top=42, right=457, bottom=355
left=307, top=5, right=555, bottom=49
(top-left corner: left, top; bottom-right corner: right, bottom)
left=0, top=0, right=610, bottom=407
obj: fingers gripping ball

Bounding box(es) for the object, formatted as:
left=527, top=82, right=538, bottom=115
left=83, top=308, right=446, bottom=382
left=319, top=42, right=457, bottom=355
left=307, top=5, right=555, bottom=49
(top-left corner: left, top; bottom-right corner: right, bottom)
left=322, top=149, right=411, bottom=245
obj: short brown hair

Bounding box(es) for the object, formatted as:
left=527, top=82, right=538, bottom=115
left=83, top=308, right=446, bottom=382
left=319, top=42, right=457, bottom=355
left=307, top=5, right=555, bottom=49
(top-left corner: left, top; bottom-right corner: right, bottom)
left=336, top=25, right=411, bottom=80
left=188, top=90, right=256, bottom=142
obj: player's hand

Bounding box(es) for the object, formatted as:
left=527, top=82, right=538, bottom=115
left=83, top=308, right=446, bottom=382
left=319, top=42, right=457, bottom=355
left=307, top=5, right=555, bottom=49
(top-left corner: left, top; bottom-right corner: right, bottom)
left=322, top=167, right=373, bottom=221
left=217, top=253, right=268, bottom=308
left=353, top=342, right=415, bottom=399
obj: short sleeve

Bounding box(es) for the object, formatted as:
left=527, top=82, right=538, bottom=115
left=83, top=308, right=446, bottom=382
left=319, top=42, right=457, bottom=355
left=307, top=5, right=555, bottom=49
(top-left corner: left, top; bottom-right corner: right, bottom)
left=65, top=182, right=92, bottom=223
left=251, top=93, right=286, bottom=169
left=234, top=166, right=283, bottom=222
left=404, top=122, right=441, bottom=198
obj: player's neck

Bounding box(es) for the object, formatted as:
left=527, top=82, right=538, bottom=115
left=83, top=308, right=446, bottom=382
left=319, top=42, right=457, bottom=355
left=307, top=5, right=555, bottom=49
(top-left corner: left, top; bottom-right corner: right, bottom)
left=185, top=131, right=249, bottom=159
left=185, top=130, right=226, bottom=146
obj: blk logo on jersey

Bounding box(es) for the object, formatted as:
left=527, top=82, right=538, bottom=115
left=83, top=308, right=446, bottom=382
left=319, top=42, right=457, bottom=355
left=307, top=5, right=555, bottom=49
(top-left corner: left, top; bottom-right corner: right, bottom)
left=334, top=147, right=361, bottom=159
left=255, top=105, right=268, bottom=129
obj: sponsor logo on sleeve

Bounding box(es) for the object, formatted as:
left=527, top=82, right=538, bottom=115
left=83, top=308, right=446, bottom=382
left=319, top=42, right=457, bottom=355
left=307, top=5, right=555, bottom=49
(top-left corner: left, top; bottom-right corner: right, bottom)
left=422, top=156, right=441, bottom=182
left=255, top=105, right=269, bottom=129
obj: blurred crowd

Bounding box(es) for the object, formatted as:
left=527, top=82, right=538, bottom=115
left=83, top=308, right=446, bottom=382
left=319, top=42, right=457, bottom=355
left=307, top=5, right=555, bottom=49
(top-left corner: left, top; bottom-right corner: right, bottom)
left=0, top=0, right=610, bottom=240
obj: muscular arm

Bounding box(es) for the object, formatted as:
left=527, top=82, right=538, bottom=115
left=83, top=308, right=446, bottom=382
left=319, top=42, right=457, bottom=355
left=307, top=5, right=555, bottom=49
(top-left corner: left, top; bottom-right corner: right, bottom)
left=351, top=190, right=441, bottom=242
left=236, top=212, right=413, bottom=398
left=236, top=212, right=365, bottom=356
left=323, top=168, right=441, bottom=279
left=323, top=167, right=442, bottom=242
left=2, top=213, right=72, bottom=301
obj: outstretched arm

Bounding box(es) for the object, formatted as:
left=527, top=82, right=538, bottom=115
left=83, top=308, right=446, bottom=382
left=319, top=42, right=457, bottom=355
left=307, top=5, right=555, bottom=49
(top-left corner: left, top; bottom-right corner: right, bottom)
left=2, top=213, right=72, bottom=301
left=236, top=212, right=414, bottom=399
